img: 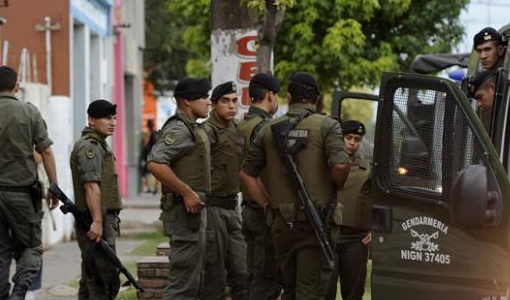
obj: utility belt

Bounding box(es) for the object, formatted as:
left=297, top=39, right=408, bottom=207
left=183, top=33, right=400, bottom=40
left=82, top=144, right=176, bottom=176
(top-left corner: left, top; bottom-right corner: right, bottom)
left=268, top=204, right=323, bottom=225
left=242, top=199, right=263, bottom=210
left=161, top=192, right=206, bottom=232
left=106, top=209, right=121, bottom=216
left=161, top=192, right=207, bottom=211
left=206, top=195, right=238, bottom=210
left=162, top=192, right=237, bottom=210
left=1, top=181, right=44, bottom=211
left=339, top=225, right=366, bottom=235
left=0, top=185, right=32, bottom=193
left=77, top=207, right=121, bottom=217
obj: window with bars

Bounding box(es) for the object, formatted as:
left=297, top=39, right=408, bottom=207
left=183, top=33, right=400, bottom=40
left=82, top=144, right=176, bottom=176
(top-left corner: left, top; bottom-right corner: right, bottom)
left=378, top=84, right=491, bottom=203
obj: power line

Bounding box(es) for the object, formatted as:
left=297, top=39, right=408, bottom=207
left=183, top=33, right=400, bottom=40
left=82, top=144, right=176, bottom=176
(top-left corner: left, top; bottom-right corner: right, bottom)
left=473, top=0, right=510, bottom=7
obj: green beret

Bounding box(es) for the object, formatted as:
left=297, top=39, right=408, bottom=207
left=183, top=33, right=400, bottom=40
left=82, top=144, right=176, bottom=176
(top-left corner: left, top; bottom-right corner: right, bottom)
left=473, top=27, right=502, bottom=48
left=87, top=99, right=117, bottom=118
left=211, top=81, right=237, bottom=101
left=174, top=78, right=210, bottom=100
left=341, top=120, right=366, bottom=136
left=249, top=73, right=280, bottom=97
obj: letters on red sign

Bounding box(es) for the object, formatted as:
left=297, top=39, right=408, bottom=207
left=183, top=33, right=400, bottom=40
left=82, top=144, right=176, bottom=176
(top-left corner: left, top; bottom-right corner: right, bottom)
left=237, top=36, right=257, bottom=57
left=239, top=61, right=258, bottom=83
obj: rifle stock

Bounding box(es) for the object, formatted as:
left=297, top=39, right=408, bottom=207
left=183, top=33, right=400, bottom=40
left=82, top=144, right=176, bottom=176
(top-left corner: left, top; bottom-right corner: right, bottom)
left=271, top=118, right=336, bottom=270
left=48, top=183, right=144, bottom=292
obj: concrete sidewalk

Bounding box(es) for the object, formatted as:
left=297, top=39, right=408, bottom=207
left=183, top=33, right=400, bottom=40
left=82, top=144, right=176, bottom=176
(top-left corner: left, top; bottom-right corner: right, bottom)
left=10, top=193, right=162, bottom=300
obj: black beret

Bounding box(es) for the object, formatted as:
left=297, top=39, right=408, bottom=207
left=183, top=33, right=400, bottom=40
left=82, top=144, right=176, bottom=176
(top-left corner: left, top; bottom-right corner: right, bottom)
left=174, top=78, right=210, bottom=100
left=469, top=69, right=497, bottom=96
left=87, top=99, right=117, bottom=118
left=341, top=120, right=366, bottom=136
left=473, top=27, right=502, bottom=48
left=249, top=73, right=280, bottom=97
left=290, top=71, right=320, bottom=94
left=211, top=81, right=237, bottom=101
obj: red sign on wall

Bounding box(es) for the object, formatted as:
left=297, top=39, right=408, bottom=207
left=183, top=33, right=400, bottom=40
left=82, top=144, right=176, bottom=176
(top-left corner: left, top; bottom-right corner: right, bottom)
left=236, top=35, right=258, bottom=106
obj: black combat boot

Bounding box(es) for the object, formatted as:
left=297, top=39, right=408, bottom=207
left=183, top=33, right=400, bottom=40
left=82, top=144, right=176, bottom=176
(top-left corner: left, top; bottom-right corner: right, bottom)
left=7, top=285, right=27, bottom=300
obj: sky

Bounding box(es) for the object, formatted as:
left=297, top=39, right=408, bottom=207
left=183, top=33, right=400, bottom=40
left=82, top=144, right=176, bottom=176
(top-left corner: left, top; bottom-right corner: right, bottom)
left=456, top=0, right=510, bottom=53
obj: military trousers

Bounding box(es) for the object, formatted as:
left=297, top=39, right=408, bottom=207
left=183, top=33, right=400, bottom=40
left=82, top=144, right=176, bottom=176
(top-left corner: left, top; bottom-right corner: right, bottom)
left=200, top=206, right=247, bottom=300
left=161, top=204, right=207, bottom=300
left=242, top=203, right=281, bottom=300
left=76, top=212, right=120, bottom=300
left=271, top=214, right=332, bottom=300
left=0, top=190, right=43, bottom=300
left=326, top=230, right=369, bottom=300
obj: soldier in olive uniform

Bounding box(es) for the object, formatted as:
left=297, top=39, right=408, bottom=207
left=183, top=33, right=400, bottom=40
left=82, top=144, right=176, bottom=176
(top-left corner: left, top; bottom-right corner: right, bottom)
left=326, top=120, right=372, bottom=300
left=70, top=99, right=122, bottom=300
left=241, top=72, right=351, bottom=300
left=0, top=66, right=58, bottom=300
left=239, top=73, right=281, bottom=300
left=469, top=70, right=497, bottom=133
left=147, top=78, right=211, bottom=300
left=200, top=81, right=247, bottom=300
left=473, top=27, right=505, bottom=71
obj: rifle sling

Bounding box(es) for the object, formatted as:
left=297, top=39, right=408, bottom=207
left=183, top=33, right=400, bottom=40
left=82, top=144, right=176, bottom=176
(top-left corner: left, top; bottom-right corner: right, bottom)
left=272, top=110, right=338, bottom=226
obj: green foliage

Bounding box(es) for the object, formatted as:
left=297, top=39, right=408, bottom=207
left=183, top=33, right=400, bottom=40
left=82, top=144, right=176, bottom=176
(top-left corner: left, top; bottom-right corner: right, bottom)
left=340, top=99, right=375, bottom=126
left=148, top=0, right=469, bottom=97
left=241, top=0, right=296, bottom=13
left=144, top=0, right=210, bottom=92
left=144, top=0, right=187, bottom=91
left=276, top=0, right=469, bottom=93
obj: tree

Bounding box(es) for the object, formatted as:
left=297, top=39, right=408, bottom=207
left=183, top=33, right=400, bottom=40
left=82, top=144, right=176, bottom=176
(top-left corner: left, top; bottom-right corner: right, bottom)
left=241, top=0, right=296, bottom=73
left=274, top=0, right=469, bottom=94
left=151, top=0, right=469, bottom=96
left=144, top=0, right=210, bottom=92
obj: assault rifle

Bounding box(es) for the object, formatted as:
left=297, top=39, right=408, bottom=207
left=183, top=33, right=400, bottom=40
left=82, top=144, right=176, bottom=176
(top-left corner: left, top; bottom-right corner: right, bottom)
left=271, top=112, right=336, bottom=270
left=48, top=183, right=144, bottom=292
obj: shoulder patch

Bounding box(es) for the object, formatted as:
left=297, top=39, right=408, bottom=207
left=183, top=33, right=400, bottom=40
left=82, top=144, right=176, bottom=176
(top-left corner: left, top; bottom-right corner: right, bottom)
left=165, top=133, right=176, bottom=145
left=86, top=147, right=96, bottom=159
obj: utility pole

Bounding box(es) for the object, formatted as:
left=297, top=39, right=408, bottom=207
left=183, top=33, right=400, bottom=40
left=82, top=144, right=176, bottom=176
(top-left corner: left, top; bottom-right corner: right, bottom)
left=35, top=16, right=60, bottom=94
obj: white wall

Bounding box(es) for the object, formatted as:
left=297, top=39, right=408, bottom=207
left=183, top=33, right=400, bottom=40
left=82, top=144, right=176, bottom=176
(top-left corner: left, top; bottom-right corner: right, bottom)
left=20, top=84, right=75, bottom=247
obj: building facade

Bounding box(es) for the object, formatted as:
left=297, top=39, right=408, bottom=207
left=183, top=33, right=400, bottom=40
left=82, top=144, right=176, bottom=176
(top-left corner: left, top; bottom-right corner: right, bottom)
left=0, top=0, right=144, bottom=245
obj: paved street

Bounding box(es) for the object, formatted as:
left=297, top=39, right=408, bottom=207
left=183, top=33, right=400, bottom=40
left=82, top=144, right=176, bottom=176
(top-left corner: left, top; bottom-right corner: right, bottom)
left=9, top=193, right=161, bottom=300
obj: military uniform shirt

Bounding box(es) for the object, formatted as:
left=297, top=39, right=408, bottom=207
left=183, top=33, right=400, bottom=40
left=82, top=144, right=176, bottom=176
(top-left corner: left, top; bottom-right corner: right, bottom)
left=246, top=105, right=272, bottom=121
left=0, top=92, right=53, bottom=186
left=243, top=103, right=350, bottom=178
left=338, top=155, right=372, bottom=230
left=74, top=127, right=108, bottom=184
left=147, top=108, right=195, bottom=165
left=242, top=106, right=272, bottom=147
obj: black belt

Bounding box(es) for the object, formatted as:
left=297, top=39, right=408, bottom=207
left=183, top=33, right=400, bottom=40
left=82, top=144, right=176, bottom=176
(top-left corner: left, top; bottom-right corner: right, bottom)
left=106, top=209, right=121, bottom=216
left=207, top=195, right=238, bottom=210
left=242, top=200, right=263, bottom=210
left=339, top=225, right=366, bottom=235
left=0, top=186, right=31, bottom=193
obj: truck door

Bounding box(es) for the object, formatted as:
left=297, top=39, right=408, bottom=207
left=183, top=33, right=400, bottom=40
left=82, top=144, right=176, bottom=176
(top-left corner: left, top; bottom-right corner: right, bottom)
left=371, top=72, right=510, bottom=300
left=331, top=91, right=378, bottom=159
